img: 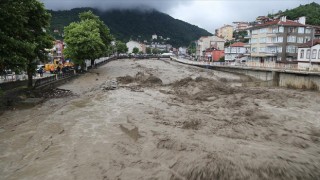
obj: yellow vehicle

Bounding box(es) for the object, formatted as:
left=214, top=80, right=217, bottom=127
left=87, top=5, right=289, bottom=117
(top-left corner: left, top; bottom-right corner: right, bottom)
left=45, top=59, right=74, bottom=73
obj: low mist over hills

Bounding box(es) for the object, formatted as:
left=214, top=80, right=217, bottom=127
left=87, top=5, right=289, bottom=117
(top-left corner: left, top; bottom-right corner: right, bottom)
left=49, top=8, right=212, bottom=47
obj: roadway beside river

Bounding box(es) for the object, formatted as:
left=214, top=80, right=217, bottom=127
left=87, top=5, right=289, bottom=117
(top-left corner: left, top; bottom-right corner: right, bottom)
left=1, top=59, right=320, bottom=179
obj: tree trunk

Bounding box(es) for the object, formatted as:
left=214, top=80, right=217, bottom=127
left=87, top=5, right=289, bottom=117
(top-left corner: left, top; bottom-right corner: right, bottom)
left=91, top=59, right=95, bottom=68
left=27, top=66, right=33, bottom=88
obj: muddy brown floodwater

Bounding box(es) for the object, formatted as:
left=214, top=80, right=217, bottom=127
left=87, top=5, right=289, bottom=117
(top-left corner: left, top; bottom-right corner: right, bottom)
left=1, top=59, right=320, bottom=180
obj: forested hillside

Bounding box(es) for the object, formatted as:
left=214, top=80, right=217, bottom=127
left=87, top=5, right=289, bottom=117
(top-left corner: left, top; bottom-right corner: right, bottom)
left=49, top=8, right=212, bottom=47
left=269, top=2, right=320, bottom=25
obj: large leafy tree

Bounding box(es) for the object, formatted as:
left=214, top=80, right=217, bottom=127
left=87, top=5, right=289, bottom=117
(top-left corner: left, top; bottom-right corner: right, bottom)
left=116, top=41, right=128, bottom=54
left=0, top=0, right=53, bottom=87
left=64, top=19, right=105, bottom=68
left=64, top=11, right=113, bottom=68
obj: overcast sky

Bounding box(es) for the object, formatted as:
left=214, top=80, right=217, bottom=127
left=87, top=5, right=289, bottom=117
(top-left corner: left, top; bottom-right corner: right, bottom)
left=41, top=0, right=318, bottom=33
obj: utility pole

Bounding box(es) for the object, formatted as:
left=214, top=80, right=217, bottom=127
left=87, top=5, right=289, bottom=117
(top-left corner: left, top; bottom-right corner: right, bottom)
left=309, top=28, right=314, bottom=69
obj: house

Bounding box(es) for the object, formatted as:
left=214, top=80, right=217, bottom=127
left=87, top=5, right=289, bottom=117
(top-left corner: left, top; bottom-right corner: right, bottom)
left=152, top=34, right=157, bottom=40
left=196, top=36, right=225, bottom=59
left=233, top=22, right=251, bottom=32
left=246, top=16, right=315, bottom=63
left=178, top=47, right=187, bottom=56
left=126, top=41, right=146, bottom=53
left=297, top=39, right=320, bottom=70
left=215, top=25, right=234, bottom=41
left=224, top=42, right=247, bottom=62
left=204, top=48, right=224, bottom=62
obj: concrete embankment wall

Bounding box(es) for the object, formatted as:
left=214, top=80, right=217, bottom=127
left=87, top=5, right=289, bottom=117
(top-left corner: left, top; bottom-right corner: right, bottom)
left=171, top=57, right=320, bottom=91
left=279, top=73, right=320, bottom=90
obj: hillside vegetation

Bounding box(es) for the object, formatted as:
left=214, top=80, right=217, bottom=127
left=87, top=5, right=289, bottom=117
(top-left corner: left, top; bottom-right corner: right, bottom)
left=49, top=8, right=212, bottom=47
left=269, top=2, right=320, bottom=25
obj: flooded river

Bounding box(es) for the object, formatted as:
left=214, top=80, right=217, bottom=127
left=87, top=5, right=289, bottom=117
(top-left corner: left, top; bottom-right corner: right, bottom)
left=1, top=59, right=320, bottom=180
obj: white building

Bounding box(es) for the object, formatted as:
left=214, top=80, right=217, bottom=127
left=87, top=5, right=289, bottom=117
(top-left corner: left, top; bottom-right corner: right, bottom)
left=126, top=41, right=146, bottom=53
left=297, top=40, right=320, bottom=70
left=152, top=34, right=157, bottom=40
left=178, top=47, right=187, bottom=55
left=225, top=42, right=247, bottom=62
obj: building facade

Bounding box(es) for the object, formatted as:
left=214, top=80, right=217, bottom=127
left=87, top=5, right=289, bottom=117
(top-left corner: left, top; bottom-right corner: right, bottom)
left=297, top=40, right=320, bottom=69
left=224, top=42, right=247, bottom=62
left=215, top=25, right=234, bottom=41
left=126, top=41, right=146, bottom=53
left=196, top=36, right=225, bottom=59
left=246, top=16, right=314, bottom=62
left=204, top=48, right=224, bottom=62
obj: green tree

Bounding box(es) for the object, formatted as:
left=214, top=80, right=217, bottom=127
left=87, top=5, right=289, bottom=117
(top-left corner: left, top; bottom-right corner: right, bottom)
left=64, top=11, right=113, bottom=68
left=116, top=41, right=128, bottom=54
left=64, top=19, right=105, bottom=69
left=132, top=47, right=139, bottom=54
left=0, top=0, right=53, bottom=87
left=146, top=47, right=152, bottom=54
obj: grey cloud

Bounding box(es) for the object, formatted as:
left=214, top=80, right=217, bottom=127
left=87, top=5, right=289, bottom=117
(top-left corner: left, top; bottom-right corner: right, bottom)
left=40, top=0, right=188, bottom=11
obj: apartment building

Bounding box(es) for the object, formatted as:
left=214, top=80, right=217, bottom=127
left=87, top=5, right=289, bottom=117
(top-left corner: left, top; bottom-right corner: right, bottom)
left=224, top=42, right=247, bottom=62
left=195, top=36, right=225, bottom=58
left=246, top=16, right=314, bottom=62
left=215, top=25, right=234, bottom=41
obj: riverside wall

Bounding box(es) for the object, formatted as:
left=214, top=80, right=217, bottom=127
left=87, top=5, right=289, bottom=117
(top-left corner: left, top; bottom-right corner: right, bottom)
left=171, top=57, right=320, bottom=91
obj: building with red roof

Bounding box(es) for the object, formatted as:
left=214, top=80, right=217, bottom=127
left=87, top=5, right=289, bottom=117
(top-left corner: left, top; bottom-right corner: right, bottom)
left=246, top=16, right=316, bottom=63
left=225, top=42, right=248, bottom=62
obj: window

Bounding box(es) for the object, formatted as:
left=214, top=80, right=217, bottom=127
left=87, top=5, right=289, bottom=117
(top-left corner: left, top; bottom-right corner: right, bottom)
left=306, top=49, right=311, bottom=59
left=271, top=37, right=277, bottom=43
left=286, top=45, right=296, bottom=53
left=267, top=47, right=277, bottom=53
left=260, top=37, right=266, bottom=43
left=272, top=27, right=278, bottom=33
left=298, top=27, right=305, bottom=34
left=287, top=36, right=296, bottom=43
left=288, top=27, right=295, bottom=33
left=279, top=26, right=284, bottom=33
left=252, top=30, right=258, bottom=34
left=319, top=50, right=320, bottom=59
left=300, top=49, right=304, bottom=59
left=277, top=37, right=283, bottom=42
left=252, top=47, right=257, bottom=52
left=277, top=47, right=282, bottom=53
left=259, top=47, right=265, bottom=52
left=251, top=38, right=257, bottom=43
left=305, top=29, right=311, bottom=34
left=305, top=36, right=310, bottom=43
left=312, top=49, right=317, bottom=59
left=297, top=37, right=304, bottom=43
left=260, top=28, right=267, bottom=33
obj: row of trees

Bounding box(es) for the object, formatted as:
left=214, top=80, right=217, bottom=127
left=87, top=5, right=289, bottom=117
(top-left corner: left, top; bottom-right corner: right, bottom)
left=1, top=0, right=127, bottom=88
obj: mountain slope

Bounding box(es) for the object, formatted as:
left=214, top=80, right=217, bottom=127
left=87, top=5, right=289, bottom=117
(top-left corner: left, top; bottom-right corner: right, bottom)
left=268, top=2, right=320, bottom=25
left=49, top=8, right=212, bottom=47
left=282, top=2, right=320, bottom=25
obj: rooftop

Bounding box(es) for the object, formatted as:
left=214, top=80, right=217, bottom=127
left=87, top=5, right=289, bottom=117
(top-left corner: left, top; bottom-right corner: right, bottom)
left=230, top=42, right=246, bottom=47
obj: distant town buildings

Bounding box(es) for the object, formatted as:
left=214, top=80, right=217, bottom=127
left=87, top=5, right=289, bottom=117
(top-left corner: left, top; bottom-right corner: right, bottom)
left=126, top=41, right=146, bottom=53
left=246, top=16, right=315, bottom=62
left=232, top=22, right=251, bottom=32
left=224, top=42, right=247, bottom=62
left=204, top=48, right=224, bottom=62
left=215, top=25, right=234, bottom=41
left=152, top=34, right=157, bottom=40
left=178, top=47, right=187, bottom=56
left=196, top=36, right=225, bottom=59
